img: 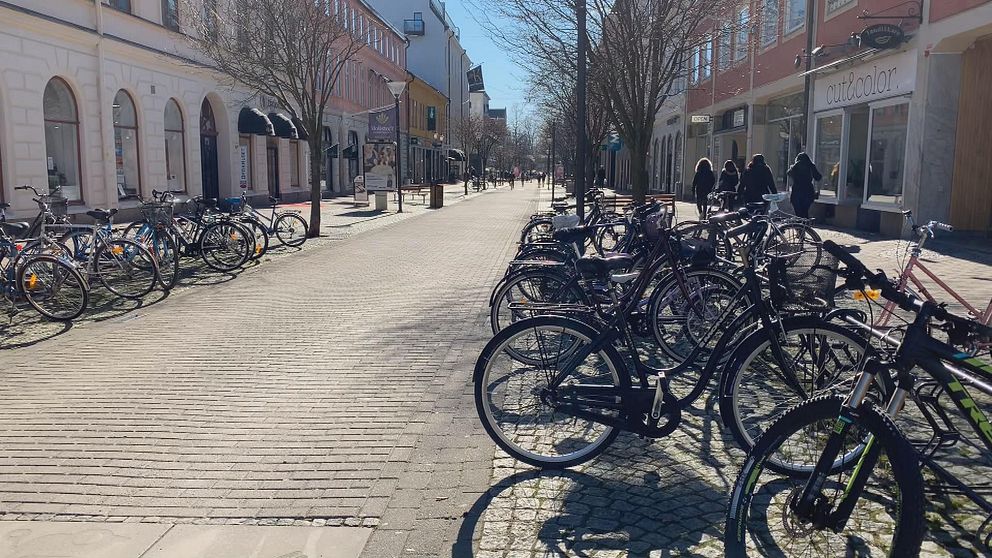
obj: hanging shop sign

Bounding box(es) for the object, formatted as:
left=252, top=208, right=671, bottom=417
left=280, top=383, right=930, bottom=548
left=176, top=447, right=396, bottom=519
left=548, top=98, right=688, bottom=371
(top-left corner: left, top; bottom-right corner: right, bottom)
left=367, top=108, right=397, bottom=142
left=813, top=49, right=917, bottom=112
left=860, top=24, right=905, bottom=50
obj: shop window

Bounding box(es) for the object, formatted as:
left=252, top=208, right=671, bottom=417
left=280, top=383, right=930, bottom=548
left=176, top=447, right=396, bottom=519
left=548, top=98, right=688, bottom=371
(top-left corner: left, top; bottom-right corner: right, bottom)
left=735, top=6, right=749, bottom=61
left=785, top=0, right=805, bottom=34
left=164, top=99, right=186, bottom=192
left=162, top=0, right=179, bottom=30
left=113, top=90, right=141, bottom=200
left=43, top=78, right=82, bottom=201
left=108, top=0, right=131, bottom=13
left=826, top=0, right=856, bottom=14
left=290, top=140, right=301, bottom=187
left=866, top=103, right=908, bottom=205
left=239, top=135, right=253, bottom=189
left=814, top=114, right=842, bottom=198
left=761, top=0, right=778, bottom=47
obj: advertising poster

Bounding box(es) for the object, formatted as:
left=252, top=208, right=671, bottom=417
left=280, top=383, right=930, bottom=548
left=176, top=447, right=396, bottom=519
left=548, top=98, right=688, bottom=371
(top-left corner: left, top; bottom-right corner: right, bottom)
left=353, top=175, right=368, bottom=204
left=363, top=143, right=397, bottom=192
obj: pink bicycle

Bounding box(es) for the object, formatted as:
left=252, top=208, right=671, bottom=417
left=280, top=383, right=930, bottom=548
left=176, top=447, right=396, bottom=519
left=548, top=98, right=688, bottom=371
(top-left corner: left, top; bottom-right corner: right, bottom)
left=873, top=211, right=991, bottom=351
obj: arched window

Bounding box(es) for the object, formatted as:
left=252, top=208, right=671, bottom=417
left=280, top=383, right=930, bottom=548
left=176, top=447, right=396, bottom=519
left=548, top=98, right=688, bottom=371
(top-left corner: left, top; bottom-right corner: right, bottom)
left=113, top=90, right=141, bottom=200
left=652, top=139, right=659, bottom=191
left=666, top=135, right=674, bottom=191
left=43, top=78, right=82, bottom=201
left=164, top=99, right=186, bottom=192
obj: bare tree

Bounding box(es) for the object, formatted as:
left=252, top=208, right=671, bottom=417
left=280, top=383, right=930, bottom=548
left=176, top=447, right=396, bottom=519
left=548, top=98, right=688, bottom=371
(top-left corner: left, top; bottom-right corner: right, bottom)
left=451, top=114, right=482, bottom=193
left=184, top=0, right=366, bottom=236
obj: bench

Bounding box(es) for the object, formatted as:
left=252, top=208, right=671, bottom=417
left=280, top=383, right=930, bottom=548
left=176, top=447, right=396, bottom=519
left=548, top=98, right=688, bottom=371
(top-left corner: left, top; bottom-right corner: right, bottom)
left=397, top=185, right=429, bottom=204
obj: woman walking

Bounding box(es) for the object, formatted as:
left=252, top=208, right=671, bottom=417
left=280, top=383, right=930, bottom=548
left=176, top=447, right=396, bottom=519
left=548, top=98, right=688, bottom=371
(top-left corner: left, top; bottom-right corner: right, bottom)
left=717, top=160, right=739, bottom=208
left=787, top=152, right=822, bottom=218
left=692, top=157, right=716, bottom=217
left=737, top=154, right=777, bottom=209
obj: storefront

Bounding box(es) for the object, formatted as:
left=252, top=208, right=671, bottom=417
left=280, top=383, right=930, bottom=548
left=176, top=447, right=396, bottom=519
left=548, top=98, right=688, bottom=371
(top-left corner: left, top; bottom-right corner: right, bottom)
left=713, top=106, right=747, bottom=171
left=811, top=49, right=917, bottom=231
left=762, top=92, right=805, bottom=189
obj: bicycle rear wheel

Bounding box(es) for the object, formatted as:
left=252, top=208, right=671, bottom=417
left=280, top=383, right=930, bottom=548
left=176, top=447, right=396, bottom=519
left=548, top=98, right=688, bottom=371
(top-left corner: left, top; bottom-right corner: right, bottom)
left=200, top=221, right=251, bottom=272
left=474, top=315, right=626, bottom=468
left=18, top=254, right=88, bottom=321
left=95, top=239, right=158, bottom=299
left=274, top=213, right=307, bottom=247
left=242, top=218, right=269, bottom=260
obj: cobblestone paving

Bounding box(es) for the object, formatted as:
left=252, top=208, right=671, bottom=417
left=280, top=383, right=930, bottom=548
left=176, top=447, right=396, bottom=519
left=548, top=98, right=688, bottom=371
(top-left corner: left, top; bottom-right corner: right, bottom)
left=471, top=200, right=992, bottom=558
left=0, top=182, right=531, bottom=556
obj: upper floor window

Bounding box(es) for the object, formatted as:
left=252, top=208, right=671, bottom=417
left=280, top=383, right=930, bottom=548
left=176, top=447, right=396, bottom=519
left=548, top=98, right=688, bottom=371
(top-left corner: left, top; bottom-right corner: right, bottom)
left=107, top=0, right=131, bottom=13
left=827, top=0, right=856, bottom=14
left=162, top=0, right=179, bottom=30
left=761, top=0, right=778, bottom=47
left=735, top=6, right=749, bottom=61
left=699, top=37, right=713, bottom=81
left=203, top=0, right=219, bottom=39
left=718, top=29, right=732, bottom=70
left=785, top=0, right=805, bottom=34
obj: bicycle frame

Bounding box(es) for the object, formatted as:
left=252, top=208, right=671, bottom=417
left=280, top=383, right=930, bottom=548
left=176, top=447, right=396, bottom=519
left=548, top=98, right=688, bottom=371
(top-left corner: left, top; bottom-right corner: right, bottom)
left=879, top=253, right=992, bottom=331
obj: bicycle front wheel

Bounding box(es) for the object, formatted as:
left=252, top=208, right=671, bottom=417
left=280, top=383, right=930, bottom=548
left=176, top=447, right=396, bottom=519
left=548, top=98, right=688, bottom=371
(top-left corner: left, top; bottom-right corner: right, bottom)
left=474, top=315, right=626, bottom=469
left=95, top=239, right=158, bottom=299
left=725, top=395, right=924, bottom=558
left=242, top=218, right=269, bottom=259
left=18, top=254, right=89, bottom=321
left=200, top=221, right=251, bottom=272
left=274, top=213, right=308, bottom=247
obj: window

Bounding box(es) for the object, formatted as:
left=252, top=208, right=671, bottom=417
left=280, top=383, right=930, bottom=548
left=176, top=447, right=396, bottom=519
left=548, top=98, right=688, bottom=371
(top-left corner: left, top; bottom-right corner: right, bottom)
left=785, top=0, right=805, bottom=34
left=826, top=0, right=856, bottom=14
left=164, top=99, right=186, bottom=192
left=761, top=0, right=778, bottom=46
left=290, top=141, right=301, bottom=187
left=866, top=102, right=909, bottom=205
left=112, top=90, right=141, bottom=200
left=43, top=78, right=82, bottom=201
left=718, top=29, right=732, bottom=70
left=239, top=135, right=253, bottom=189
left=815, top=114, right=842, bottom=198
left=162, top=0, right=179, bottom=30
left=203, top=0, right=218, bottom=39
left=690, top=46, right=700, bottom=83
left=735, top=6, right=749, bottom=61
left=699, top=37, right=712, bottom=81
left=108, top=0, right=131, bottom=12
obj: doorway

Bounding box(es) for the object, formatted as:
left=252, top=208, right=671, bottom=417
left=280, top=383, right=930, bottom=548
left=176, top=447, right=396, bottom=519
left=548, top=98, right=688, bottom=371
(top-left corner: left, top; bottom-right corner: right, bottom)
left=199, top=99, right=219, bottom=199
left=267, top=142, right=280, bottom=198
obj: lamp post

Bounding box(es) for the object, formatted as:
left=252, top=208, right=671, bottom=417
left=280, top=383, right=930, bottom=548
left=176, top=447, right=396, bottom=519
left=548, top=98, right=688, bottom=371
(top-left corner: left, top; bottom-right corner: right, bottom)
left=387, top=80, right=408, bottom=213
left=575, top=0, right=587, bottom=222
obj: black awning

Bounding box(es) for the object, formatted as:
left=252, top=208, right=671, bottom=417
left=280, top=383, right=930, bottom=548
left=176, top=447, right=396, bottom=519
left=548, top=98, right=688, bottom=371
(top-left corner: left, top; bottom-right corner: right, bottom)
left=448, top=148, right=466, bottom=161
left=291, top=117, right=310, bottom=141
left=342, top=144, right=358, bottom=159
left=238, top=108, right=274, bottom=136
left=268, top=112, right=299, bottom=139
left=326, top=144, right=339, bottom=157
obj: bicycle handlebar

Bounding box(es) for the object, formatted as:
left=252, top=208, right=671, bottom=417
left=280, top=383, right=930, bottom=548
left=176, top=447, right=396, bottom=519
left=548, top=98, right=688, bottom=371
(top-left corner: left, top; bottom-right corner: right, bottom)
left=929, top=221, right=953, bottom=233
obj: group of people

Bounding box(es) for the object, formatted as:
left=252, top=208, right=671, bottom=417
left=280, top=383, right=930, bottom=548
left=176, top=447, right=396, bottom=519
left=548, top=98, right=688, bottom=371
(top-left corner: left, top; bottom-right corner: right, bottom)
left=692, top=152, right=822, bottom=218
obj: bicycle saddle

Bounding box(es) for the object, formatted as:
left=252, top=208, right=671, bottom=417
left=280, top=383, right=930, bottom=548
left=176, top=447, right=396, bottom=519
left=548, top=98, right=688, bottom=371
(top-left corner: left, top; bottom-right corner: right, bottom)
left=574, top=254, right=634, bottom=279
left=268, top=196, right=280, bottom=204
left=745, top=202, right=768, bottom=212
left=0, top=221, right=30, bottom=236
left=551, top=201, right=569, bottom=209
left=552, top=226, right=591, bottom=244
left=0, top=202, right=9, bottom=209
left=678, top=237, right=716, bottom=267
left=86, top=208, right=118, bottom=221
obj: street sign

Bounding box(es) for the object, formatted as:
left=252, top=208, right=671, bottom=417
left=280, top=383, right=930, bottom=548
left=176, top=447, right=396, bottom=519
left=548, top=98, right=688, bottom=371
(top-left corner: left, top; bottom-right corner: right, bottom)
left=691, top=115, right=711, bottom=124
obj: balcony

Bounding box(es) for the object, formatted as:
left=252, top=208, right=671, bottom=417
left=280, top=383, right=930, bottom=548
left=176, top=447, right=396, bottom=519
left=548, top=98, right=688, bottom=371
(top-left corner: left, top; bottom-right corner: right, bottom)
left=404, top=19, right=425, bottom=36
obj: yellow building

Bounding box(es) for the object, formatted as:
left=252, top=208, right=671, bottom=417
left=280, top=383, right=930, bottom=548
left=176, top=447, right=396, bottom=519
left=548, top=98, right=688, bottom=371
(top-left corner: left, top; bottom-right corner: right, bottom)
left=405, top=73, right=449, bottom=184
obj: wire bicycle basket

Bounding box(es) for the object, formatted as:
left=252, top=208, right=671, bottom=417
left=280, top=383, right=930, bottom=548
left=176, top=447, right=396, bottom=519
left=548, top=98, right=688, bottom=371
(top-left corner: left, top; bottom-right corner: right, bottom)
left=140, top=202, right=175, bottom=227
left=40, top=195, right=69, bottom=218
left=767, top=243, right=838, bottom=311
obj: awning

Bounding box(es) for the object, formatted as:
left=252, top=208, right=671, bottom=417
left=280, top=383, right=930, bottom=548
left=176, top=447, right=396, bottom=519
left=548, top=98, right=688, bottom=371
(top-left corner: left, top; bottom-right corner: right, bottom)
left=291, top=117, right=310, bottom=141
left=342, top=144, right=358, bottom=159
left=238, top=108, right=274, bottom=136
left=268, top=112, right=299, bottom=139
left=798, top=48, right=878, bottom=77
left=448, top=148, right=466, bottom=161
left=326, top=144, right=338, bottom=157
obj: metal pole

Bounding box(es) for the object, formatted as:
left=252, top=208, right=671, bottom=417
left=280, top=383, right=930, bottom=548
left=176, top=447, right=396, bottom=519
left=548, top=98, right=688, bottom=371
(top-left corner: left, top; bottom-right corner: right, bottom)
left=551, top=121, right=556, bottom=201
left=575, top=0, right=587, bottom=221
left=801, top=0, right=816, bottom=148
left=395, top=94, right=403, bottom=213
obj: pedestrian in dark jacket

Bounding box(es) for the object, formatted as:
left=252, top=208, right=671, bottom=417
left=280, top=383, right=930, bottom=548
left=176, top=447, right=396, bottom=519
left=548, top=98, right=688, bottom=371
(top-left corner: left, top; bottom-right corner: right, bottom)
left=787, top=152, right=822, bottom=219
left=692, top=157, right=716, bottom=217
left=737, top=154, right=777, bottom=208
left=717, top=160, right=739, bottom=208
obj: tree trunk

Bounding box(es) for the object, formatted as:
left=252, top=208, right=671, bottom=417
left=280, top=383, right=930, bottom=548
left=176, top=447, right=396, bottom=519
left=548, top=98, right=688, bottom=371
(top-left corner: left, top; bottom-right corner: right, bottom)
left=629, top=140, right=649, bottom=204
left=308, top=137, right=322, bottom=238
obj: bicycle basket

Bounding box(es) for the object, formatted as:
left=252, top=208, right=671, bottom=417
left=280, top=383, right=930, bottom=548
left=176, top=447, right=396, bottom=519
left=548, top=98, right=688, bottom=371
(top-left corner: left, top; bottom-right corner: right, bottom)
left=644, top=208, right=671, bottom=242
left=552, top=214, right=580, bottom=230
left=41, top=195, right=68, bottom=218
left=140, top=202, right=174, bottom=227
left=218, top=197, right=243, bottom=213
left=767, top=244, right=838, bottom=311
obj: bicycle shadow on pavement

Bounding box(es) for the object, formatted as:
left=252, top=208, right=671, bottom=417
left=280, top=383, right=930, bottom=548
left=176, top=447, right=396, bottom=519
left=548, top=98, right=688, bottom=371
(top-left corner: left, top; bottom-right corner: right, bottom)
left=0, top=312, right=72, bottom=349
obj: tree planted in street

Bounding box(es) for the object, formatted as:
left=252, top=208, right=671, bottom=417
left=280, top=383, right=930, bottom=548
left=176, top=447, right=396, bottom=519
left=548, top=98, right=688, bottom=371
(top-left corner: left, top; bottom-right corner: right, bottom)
left=184, top=0, right=367, bottom=236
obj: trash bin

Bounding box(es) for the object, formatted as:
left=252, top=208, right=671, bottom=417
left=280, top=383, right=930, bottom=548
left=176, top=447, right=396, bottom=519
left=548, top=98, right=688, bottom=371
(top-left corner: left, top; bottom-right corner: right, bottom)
left=429, top=183, right=444, bottom=209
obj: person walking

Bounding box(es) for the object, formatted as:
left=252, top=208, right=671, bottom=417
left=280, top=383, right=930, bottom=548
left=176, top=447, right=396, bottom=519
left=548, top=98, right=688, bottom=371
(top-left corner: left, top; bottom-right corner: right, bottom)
left=692, top=157, right=716, bottom=217
left=595, top=167, right=606, bottom=188
left=717, top=160, right=739, bottom=209
left=737, top=154, right=777, bottom=208
left=787, top=152, right=822, bottom=219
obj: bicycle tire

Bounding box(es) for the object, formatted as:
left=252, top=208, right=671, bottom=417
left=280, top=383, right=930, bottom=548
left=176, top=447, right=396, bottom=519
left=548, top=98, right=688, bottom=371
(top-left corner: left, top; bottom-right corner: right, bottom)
left=725, top=395, right=924, bottom=557
left=474, top=315, right=627, bottom=469
left=520, top=218, right=554, bottom=244
left=241, top=217, right=269, bottom=260
left=95, top=238, right=158, bottom=299
left=489, top=267, right=584, bottom=335
left=150, top=229, right=181, bottom=291
left=18, top=254, right=89, bottom=321
left=199, top=221, right=251, bottom=272
left=274, top=213, right=308, bottom=247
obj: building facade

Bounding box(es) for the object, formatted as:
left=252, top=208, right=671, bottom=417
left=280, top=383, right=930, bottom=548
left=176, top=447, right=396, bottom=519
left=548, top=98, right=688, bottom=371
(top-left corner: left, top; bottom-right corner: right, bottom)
left=682, top=0, right=992, bottom=235
left=405, top=73, right=448, bottom=184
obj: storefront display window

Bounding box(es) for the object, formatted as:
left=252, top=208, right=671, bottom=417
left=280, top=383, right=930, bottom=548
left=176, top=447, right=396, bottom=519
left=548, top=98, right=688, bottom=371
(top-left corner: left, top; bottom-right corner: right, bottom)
left=866, top=103, right=909, bottom=205
left=164, top=99, right=186, bottom=192
left=43, top=78, right=82, bottom=201
left=815, top=114, right=842, bottom=198
left=844, top=108, right=869, bottom=202
left=113, top=90, right=141, bottom=200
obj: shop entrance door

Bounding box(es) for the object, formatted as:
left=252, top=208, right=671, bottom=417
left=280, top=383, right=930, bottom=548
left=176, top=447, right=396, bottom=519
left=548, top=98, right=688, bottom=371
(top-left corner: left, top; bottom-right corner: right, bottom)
left=845, top=107, right=869, bottom=204
left=267, top=143, right=280, bottom=198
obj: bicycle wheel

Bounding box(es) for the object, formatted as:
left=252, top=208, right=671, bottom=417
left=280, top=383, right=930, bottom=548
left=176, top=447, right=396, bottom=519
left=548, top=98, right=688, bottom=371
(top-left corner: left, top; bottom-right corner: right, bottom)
left=474, top=315, right=627, bottom=468
left=149, top=230, right=181, bottom=291
left=274, top=213, right=308, bottom=247
left=242, top=218, right=269, bottom=260
left=18, top=254, right=88, bottom=321
left=725, top=395, right=924, bottom=558
left=648, top=267, right=743, bottom=362
left=594, top=221, right=627, bottom=253
left=520, top=219, right=554, bottom=243
left=95, top=239, right=158, bottom=299
left=200, top=221, right=251, bottom=272
left=719, top=318, right=887, bottom=472
left=490, top=267, right=584, bottom=334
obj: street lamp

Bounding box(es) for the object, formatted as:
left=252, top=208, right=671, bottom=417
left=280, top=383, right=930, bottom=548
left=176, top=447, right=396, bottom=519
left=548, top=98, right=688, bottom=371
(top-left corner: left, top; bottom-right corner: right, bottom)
left=387, top=80, right=407, bottom=213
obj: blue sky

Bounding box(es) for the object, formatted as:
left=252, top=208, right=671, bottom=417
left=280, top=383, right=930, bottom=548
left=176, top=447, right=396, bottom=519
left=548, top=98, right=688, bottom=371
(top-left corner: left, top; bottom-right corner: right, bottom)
left=443, top=1, right=528, bottom=119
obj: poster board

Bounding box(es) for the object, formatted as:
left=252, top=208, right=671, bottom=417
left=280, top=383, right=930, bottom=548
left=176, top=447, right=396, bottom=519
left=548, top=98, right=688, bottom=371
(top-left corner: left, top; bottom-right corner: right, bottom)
left=363, top=143, right=397, bottom=192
